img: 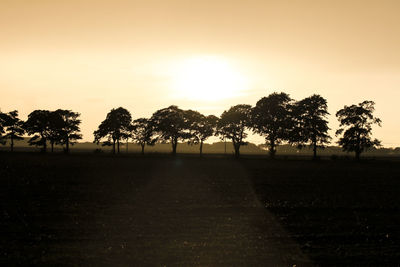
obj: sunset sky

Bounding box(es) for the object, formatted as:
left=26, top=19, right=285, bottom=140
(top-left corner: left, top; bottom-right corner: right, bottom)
left=1, top=0, right=399, bottom=146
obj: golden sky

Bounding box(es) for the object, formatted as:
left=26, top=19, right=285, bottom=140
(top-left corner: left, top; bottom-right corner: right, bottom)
left=1, top=0, right=399, bottom=146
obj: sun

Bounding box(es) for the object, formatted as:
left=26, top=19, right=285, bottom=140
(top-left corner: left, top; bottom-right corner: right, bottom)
left=171, top=56, right=248, bottom=101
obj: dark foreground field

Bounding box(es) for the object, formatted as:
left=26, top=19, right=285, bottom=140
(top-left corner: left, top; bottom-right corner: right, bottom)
left=1, top=153, right=400, bottom=266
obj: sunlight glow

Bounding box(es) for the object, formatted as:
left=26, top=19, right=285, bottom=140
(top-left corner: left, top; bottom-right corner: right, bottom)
left=171, top=56, right=248, bottom=101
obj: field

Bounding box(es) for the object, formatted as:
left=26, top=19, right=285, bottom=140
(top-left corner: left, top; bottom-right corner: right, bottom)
left=1, top=152, right=400, bottom=266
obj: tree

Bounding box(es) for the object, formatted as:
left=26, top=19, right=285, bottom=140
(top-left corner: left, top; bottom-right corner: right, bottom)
left=291, top=94, right=331, bottom=159
left=0, top=110, right=25, bottom=152
left=217, top=104, right=252, bottom=158
left=151, top=105, right=191, bottom=155
left=54, top=109, right=82, bottom=153
left=47, top=111, right=64, bottom=152
left=131, top=118, right=157, bottom=155
left=0, top=111, right=6, bottom=145
left=94, top=107, right=132, bottom=154
left=186, top=110, right=218, bottom=156
left=24, top=110, right=52, bottom=152
left=251, top=92, right=292, bottom=158
left=336, top=100, right=382, bottom=160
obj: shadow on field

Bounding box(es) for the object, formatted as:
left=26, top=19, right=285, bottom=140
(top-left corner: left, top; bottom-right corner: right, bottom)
left=3, top=153, right=399, bottom=265
left=243, top=158, right=400, bottom=266
left=1, top=153, right=311, bottom=266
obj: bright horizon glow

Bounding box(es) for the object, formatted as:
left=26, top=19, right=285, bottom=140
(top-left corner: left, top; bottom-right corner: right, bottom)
left=0, top=1, right=399, bottom=147
left=170, top=56, right=248, bottom=101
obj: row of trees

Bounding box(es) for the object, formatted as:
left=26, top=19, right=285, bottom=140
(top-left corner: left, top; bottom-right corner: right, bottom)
left=0, top=109, right=82, bottom=153
left=0, top=92, right=381, bottom=159
left=91, top=92, right=382, bottom=160
left=92, top=106, right=218, bottom=156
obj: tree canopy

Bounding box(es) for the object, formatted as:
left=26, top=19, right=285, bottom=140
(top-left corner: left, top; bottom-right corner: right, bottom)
left=251, top=92, right=292, bottom=158
left=131, top=118, right=157, bottom=155
left=151, top=105, right=191, bottom=155
left=1, top=93, right=388, bottom=160
left=186, top=110, right=218, bottom=156
left=24, top=110, right=52, bottom=152
left=47, top=111, right=65, bottom=152
left=0, top=110, right=25, bottom=151
left=54, top=109, right=82, bottom=153
left=336, top=100, right=382, bottom=160
left=291, top=94, right=331, bottom=159
left=93, top=107, right=132, bottom=154
left=0, top=113, right=5, bottom=144
left=217, top=104, right=252, bottom=158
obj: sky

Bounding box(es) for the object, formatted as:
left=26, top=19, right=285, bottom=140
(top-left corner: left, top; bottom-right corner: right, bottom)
left=0, top=0, right=399, bottom=146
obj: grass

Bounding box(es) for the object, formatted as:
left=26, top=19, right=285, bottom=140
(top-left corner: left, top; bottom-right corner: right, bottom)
left=1, top=152, right=399, bottom=266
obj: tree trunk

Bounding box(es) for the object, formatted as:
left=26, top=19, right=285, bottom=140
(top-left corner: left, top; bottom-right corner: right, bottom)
left=112, top=139, right=116, bottom=154
left=10, top=136, right=14, bottom=152
left=234, top=143, right=240, bottom=158
left=117, top=139, right=120, bottom=154
left=42, top=137, right=47, bottom=153
left=355, top=134, right=361, bottom=160
left=66, top=137, right=70, bottom=153
left=172, top=138, right=177, bottom=156
left=355, top=150, right=360, bottom=161
left=224, top=138, right=227, bottom=154
left=51, top=141, right=54, bottom=153
left=313, top=142, right=317, bottom=160
left=269, top=138, right=276, bottom=159
left=199, top=141, right=203, bottom=157
left=141, top=144, right=145, bottom=155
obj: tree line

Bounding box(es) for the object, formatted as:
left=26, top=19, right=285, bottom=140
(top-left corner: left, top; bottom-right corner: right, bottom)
left=0, top=109, right=82, bottom=153
left=0, top=92, right=382, bottom=160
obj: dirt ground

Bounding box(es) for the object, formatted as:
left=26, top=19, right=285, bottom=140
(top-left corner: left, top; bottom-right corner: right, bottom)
left=3, top=153, right=400, bottom=266
left=1, top=154, right=311, bottom=266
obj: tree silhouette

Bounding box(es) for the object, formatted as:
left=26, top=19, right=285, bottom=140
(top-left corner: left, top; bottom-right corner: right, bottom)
left=0, top=110, right=25, bottom=152
left=93, top=107, right=132, bottom=154
left=336, top=100, right=382, bottom=160
left=54, top=109, right=82, bottom=153
left=0, top=112, right=7, bottom=145
left=251, top=92, right=292, bottom=158
left=48, top=111, right=64, bottom=153
left=151, top=105, right=191, bottom=156
left=24, top=110, right=52, bottom=152
left=292, top=94, right=331, bottom=160
left=186, top=110, right=218, bottom=156
left=131, top=118, right=157, bottom=155
left=217, top=104, right=251, bottom=158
